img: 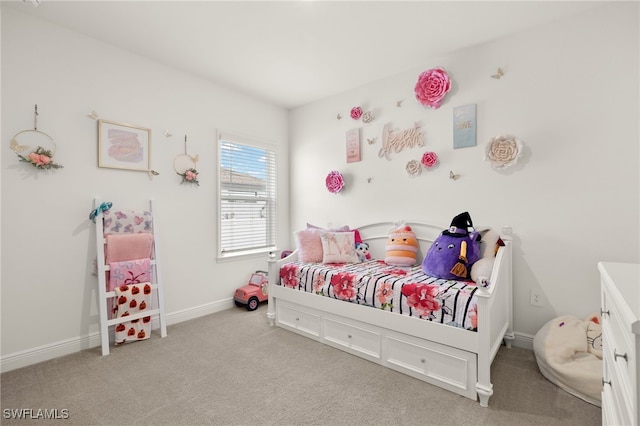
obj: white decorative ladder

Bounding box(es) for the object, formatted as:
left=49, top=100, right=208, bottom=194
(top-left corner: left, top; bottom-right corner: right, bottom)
left=94, top=198, right=167, bottom=355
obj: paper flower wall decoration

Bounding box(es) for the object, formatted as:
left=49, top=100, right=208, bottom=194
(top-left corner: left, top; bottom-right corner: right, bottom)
left=325, top=170, right=345, bottom=194
left=421, top=151, right=438, bottom=169
left=414, top=67, right=452, bottom=109
left=350, top=107, right=363, bottom=120
left=484, top=135, right=523, bottom=170
left=406, top=160, right=422, bottom=177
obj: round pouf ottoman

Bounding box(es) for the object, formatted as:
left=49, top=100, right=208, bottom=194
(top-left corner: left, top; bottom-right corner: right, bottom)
left=533, top=314, right=602, bottom=406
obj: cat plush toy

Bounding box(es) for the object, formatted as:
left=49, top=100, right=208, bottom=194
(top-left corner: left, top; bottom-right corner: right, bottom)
left=422, top=212, right=481, bottom=280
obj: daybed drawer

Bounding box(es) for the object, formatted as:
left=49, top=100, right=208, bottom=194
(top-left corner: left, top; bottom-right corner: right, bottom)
left=277, top=302, right=321, bottom=339
left=384, top=333, right=477, bottom=399
left=323, top=317, right=381, bottom=360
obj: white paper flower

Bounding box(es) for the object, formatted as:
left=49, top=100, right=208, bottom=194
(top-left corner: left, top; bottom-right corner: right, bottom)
left=405, top=160, right=422, bottom=176
left=485, top=135, right=523, bottom=170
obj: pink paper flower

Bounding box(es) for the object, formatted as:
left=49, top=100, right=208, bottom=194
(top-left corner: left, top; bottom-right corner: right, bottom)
left=178, top=168, right=199, bottom=186
left=325, top=170, right=345, bottom=194
left=414, top=67, right=451, bottom=109
left=350, top=106, right=363, bottom=120
left=421, top=151, right=438, bottom=168
left=18, top=146, right=63, bottom=169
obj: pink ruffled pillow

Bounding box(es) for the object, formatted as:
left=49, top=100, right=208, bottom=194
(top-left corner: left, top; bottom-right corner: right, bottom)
left=295, top=229, right=323, bottom=263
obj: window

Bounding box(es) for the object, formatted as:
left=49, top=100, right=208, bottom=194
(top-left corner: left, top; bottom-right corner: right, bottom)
left=217, top=132, right=277, bottom=259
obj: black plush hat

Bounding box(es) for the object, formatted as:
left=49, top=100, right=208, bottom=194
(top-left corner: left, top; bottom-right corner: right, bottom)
left=443, top=212, right=475, bottom=237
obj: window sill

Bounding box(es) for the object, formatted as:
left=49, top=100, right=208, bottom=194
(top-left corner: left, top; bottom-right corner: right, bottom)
left=217, top=247, right=278, bottom=263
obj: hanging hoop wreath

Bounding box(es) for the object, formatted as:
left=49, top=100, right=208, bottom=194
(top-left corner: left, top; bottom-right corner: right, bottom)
left=11, top=105, right=63, bottom=170
left=174, top=135, right=199, bottom=186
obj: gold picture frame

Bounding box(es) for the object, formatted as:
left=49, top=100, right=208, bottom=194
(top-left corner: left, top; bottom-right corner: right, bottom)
left=98, top=119, right=151, bottom=172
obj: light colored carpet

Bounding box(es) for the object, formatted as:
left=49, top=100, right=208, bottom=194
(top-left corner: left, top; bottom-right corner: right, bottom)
left=1, top=306, right=601, bottom=425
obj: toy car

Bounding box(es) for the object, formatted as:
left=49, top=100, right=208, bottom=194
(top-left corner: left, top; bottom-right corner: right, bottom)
left=234, top=270, right=269, bottom=311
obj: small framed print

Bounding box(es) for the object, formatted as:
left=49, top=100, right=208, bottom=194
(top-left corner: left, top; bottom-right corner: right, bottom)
left=346, top=128, right=361, bottom=163
left=98, top=119, right=151, bottom=171
left=453, top=104, right=477, bottom=149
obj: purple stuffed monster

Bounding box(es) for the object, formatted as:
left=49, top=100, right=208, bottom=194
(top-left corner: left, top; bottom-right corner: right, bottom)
left=422, top=212, right=481, bottom=280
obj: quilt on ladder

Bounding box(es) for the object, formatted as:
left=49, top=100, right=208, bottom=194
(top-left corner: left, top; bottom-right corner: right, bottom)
left=279, top=260, right=480, bottom=331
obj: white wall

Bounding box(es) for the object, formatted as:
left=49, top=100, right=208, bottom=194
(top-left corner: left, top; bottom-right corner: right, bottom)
left=1, top=7, right=289, bottom=369
left=288, top=3, right=639, bottom=342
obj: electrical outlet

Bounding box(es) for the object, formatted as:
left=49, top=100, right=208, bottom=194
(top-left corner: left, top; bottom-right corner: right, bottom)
left=530, top=290, right=544, bottom=307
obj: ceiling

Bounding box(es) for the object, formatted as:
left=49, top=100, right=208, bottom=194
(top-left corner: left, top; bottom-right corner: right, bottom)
left=5, top=1, right=605, bottom=109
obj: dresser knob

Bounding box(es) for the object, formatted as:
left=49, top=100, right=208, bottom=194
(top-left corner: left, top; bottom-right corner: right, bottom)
left=614, top=350, right=628, bottom=363
left=602, top=378, right=612, bottom=386
left=601, top=309, right=610, bottom=317
left=421, top=358, right=426, bottom=364
left=347, top=334, right=352, bottom=339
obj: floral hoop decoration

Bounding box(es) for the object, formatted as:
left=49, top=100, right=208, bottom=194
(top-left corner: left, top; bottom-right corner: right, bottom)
left=485, top=135, right=523, bottom=170
left=17, top=146, right=63, bottom=169
left=175, top=135, right=200, bottom=186
left=325, top=170, right=345, bottom=194
left=11, top=106, right=63, bottom=170
left=178, top=168, right=199, bottom=186
left=414, top=67, right=452, bottom=109
left=421, top=151, right=438, bottom=169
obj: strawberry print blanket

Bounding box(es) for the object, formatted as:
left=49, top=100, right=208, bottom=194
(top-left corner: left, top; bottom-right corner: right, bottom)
left=279, top=260, right=479, bottom=331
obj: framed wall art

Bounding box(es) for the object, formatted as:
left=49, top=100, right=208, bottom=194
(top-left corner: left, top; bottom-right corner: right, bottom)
left=346, top=128, right=361, bottom=163
left=98, top=119, right=151, bottom=172
left=453, top=104, right=477, bottom=149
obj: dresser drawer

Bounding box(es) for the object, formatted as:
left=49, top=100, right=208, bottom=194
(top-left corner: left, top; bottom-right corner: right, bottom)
left=602, top=287, right=636, bottom=392
left=603, top=349, right=633, bottom=426
left=277, top=302, right=321, bottom=339
left=323, top=316, right=381, bottom=359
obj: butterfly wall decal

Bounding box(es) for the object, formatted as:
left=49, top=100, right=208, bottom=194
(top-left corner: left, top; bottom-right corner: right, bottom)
left=491, top=67, right=504, bottom=79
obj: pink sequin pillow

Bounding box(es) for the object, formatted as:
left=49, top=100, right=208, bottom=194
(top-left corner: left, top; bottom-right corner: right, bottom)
left=295, top=229, right=323, bottom=263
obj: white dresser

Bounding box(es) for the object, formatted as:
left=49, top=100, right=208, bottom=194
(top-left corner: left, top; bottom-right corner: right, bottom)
left=599, top=262, right=640, bottom=426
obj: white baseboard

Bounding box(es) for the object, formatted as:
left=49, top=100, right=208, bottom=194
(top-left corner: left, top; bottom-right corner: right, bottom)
left=511, top=331, right=535, bottom=351
left=2, top=302, right=533, bottom=373
left=0, top=299, right=234, bottom=373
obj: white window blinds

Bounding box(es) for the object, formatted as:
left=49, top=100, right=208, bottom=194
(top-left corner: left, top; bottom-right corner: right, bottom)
left=218, top=133, right=277, bottom=257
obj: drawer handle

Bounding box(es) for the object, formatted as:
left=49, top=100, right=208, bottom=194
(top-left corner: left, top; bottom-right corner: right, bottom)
left=420, top=358, right=426, bottom=364
left=602, top=378, right=612, bottom=387
left=295, top=317, right=299, bottom=321
left=347, top=334, right=352, bottom=339
left=614, top=350, right=628, bottom=363
left=601, top=309, right=610, bottom=317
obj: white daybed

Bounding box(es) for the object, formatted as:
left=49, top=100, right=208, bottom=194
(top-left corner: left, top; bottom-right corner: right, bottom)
left=267, top=221, right=513, bottom=407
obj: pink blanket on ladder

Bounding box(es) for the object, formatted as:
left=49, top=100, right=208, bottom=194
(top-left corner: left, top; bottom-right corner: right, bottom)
left=108, top=258, right=152, bottom=291
left=108, top=258, right=151, bottom=318
left=105, top=233, right=153, bottom=264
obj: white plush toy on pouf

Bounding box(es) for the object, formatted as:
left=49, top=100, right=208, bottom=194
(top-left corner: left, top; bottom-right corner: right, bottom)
left=533, top=314, right=603, bottom=406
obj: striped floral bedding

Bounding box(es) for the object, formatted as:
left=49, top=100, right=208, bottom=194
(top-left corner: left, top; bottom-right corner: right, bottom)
left=279, top=259, right=480, bottom=331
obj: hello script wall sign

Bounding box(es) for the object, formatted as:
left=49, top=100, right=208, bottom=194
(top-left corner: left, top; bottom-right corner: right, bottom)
left=378, top=122, right=424, bottom=160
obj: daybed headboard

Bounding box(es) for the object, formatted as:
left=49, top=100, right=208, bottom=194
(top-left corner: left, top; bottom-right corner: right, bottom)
left=354, top=221, right=445, bottom=262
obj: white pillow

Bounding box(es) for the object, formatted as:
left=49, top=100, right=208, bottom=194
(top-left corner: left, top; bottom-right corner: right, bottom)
left=470, top=257, right=495, bottom=284
left=319, top=231, right=358, bottom=264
